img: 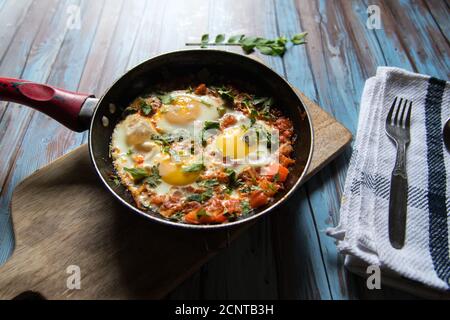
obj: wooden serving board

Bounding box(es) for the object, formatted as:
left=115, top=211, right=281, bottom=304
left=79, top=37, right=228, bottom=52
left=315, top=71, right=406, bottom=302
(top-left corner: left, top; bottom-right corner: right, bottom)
left=0, top=93, right=352, bottom=299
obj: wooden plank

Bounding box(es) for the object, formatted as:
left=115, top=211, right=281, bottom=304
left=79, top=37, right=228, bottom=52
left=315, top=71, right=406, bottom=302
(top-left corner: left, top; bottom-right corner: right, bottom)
left=265, top=0, right=334, bottom=300
left=0, top=0, right=57, bottom=186
left=422, top=0, right=450, bottom=44
left=384, top=0, right=449, bottom=78
left=0, top=0, right=33, bottom=65
left=0, top=0, right=69, bottom=264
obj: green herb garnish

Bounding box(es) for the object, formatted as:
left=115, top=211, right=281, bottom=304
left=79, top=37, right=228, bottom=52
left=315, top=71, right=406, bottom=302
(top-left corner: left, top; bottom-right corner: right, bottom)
left=198, top=179, right=220, bottom=188
left=241, top=200, right=252, bottom=216
left=182, top=163, right=206, bottom=173
left=124, top=166, right=161, bottom=186
left=144, top=166, right=162, bottom=187
left=196, top=208, right=210, bottom=218
left=203, top=121, right=220, bottom=131
left=187, top=188, right=213, bottom=203
left=187, top=33, right=307, bottom=57
left=158, top=93, right=173, bottom=105
left=170, top=212, right=184, bottom=222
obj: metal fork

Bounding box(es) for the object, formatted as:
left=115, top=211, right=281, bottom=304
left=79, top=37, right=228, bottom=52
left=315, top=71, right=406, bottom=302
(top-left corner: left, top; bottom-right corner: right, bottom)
left=385, top=97, right=412, bottom=249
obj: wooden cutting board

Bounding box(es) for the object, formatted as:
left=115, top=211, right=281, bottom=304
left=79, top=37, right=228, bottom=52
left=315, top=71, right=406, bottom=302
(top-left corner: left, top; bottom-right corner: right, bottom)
left=0, top=92, right=352, bottom=299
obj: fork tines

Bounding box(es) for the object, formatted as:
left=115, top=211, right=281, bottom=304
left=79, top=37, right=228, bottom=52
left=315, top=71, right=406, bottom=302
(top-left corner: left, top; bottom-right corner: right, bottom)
left=386, top=97, right=412, bottom=129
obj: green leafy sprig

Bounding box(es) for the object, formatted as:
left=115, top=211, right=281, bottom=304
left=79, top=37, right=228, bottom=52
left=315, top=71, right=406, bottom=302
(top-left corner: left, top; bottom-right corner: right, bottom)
left=186, top=33, right=307, bottom=57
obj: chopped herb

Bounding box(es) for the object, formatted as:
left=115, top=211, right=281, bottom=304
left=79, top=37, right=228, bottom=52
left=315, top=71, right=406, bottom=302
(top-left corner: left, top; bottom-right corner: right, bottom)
left=203, top=121, right=220, bottom=131
left=198, top=179, right=220, bottom=188
left=158, top=93, right=173, bottom=105
left=170, top=212, right=184, bottom=222
left=200, top=98, right=213, bottom=107
left=202, top=121, right=220, bottom=146
left=241, top=200, right=252, bottom=216
left=144, top=166, right=162, bottom=187
left=224, top=168, right=237, bottom=186
left=273, top=173, right=280, bottom=183
left=187, top=188, right=213, bottom=203
left=124, top=167, right=150, bottom=182
left=126, top=149, right=133, bottom=156
left=217, top=106, right=227, bottom=116
left=223, top=209, right=238, bottom=220
left=141, top=104, right=152, bottom=116
left=124, top=166, right=161, bottom=186
left=216, top=86, right=235, bottom=102
left=196, top=208, right=210, bottom=218
left=151, top=134, right=176, bottom=146
left=182, top=163, right=206, bottom=173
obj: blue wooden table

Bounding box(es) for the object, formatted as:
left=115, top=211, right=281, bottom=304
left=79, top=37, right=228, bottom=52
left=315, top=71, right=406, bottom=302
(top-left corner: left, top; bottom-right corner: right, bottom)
left=0, top=0, right=448, bottom=299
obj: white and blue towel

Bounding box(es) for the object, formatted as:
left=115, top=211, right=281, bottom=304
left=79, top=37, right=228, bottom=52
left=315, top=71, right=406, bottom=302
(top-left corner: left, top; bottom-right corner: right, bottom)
left=328, top=67, right=450, bottom=295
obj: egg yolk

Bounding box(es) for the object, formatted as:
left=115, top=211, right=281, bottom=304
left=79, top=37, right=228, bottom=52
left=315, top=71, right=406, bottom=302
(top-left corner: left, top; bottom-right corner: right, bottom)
left=216, top=128, right=250, bottom=160
left=163, top=95, right=201, bottom=125
left=158, top=159, right=200, bottom=186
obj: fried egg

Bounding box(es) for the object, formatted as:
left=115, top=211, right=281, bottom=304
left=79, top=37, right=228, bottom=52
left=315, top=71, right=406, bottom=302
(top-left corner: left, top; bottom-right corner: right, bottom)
left=153, top=91, right=223, bottom=135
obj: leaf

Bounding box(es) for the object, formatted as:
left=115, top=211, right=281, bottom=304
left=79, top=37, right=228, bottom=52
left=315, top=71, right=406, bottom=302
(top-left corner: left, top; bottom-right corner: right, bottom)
left=198, top=179, right=220, bottom=188
left=124, top=167, right=149, bottom=182
left=241, top=200, right=252, bottom=216
left=291, top=32, right=308, bottom=45
left=145, top=166, right=162, bottom=187
left=159, top=94, right=173, bottom=105
left=256, top=46, right=273, bottom=55
left=215, top=34, right=225, bottom=43
left=196, top=208, right=210, bottom=218
left=201, top=33, right=209, bottom=43
left=227, top=34, right=244, bottom=43
left=141, top=104, right=152, bottom=116
left=203, top=121, right=220, bottom=131
left=182, top=163, right=206, bottom=173
left=188, top=189, right=213, bottom=203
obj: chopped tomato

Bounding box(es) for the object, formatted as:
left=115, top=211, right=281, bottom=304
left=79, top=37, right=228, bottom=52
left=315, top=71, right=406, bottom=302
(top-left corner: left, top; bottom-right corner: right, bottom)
left=185, top=210, right=200, bottom=224
left=194, top=83, right=207, bottom=95
left=264, top=163, right=289, bottom=182
left=133, top=155, right=144, bottom=165
left=258, top=178, right=279, bottom=197
left=212, top=214, right=227, bottom=223
left=221, top=114, right=237, bottom=129
left=249, top=190, right=269, bottom=208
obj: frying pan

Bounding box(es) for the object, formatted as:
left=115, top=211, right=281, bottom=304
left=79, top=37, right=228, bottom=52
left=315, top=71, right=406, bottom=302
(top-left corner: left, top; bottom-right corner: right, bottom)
left=0, top=50, right=313, bottom=229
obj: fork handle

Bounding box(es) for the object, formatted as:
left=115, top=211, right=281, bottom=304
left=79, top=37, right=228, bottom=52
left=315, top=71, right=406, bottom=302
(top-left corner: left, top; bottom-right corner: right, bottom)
left=388, top=143, right=408, bottom=249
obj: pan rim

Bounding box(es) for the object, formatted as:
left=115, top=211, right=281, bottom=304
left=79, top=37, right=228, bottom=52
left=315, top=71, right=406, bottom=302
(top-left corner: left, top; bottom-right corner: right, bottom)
left=89, top=49, right=314, bottom=230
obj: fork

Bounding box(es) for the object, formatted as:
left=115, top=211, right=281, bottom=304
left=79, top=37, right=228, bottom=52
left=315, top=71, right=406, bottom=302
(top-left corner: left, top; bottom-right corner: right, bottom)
left=385, top=97, right=412, bottom=249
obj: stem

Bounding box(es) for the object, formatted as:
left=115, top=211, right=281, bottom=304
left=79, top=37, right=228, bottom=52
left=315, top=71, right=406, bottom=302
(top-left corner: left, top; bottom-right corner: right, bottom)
left=185, top=43, right=242, bottom=46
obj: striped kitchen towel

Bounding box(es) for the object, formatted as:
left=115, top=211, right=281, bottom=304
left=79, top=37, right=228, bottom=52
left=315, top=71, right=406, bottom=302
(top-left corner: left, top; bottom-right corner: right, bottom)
left=328, top=67, right=450, bottom=295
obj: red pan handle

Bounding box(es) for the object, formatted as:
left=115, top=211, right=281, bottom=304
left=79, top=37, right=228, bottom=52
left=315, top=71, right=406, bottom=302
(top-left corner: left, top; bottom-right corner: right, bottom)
left=0, top=77, right=95, bottom=132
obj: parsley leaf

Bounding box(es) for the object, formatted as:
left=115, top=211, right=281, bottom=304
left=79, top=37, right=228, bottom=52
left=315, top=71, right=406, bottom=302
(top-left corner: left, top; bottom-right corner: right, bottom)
left=241, top=200, right=252, bottom=216
left=124, top=167, right=149, bottom=182
left=215, top=34, right=225, bottom=43
left=145, top=166, right=161, bottom=187
left=158, top=93, right=173, bottom=105
left=291, top=32, right=308, bottom=45
left=203, top=121, right=220, bottom=131
left=182, top=163, right=206, bottom=173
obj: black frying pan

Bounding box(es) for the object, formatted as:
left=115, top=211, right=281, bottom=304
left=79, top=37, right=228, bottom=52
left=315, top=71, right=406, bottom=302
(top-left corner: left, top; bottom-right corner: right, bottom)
left=0, top=50, right=313, bottom=229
